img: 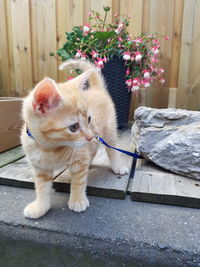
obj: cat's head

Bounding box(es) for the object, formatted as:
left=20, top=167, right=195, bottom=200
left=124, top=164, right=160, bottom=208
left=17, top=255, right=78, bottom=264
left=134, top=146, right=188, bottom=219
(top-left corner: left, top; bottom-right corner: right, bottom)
left=23, top=71, right=97, bottom=148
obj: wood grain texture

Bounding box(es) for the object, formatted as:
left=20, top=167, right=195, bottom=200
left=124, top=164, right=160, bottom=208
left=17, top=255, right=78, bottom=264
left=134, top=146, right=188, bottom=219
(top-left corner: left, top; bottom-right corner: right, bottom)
left=0, top=98, right=23, bottom=152
left=0, top=129, right=134, bottom=199
left=30, top=0, right=57, bottom=84
left=0, top=0, right=11, bottom=96
left=169, top=0, right=184, bottom=88
left=0, top=146, right=24, bottom=168
left=1, top=0, right=200, bottom=114
left=131, top=159, right=200, bottom=209
left=9, top=0, right=33, bottom=95
left=56, top=0, right=84, bottom=82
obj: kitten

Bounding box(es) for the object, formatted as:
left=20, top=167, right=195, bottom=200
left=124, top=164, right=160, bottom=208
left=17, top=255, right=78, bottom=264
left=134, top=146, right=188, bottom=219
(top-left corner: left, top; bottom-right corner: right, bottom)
left=21, top=59, right=128, bottom=219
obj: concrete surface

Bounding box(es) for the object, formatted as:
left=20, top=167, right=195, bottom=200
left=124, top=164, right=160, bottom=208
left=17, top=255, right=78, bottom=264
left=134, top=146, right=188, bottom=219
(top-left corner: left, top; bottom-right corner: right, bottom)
left=0, top=185, right=200, bottom=267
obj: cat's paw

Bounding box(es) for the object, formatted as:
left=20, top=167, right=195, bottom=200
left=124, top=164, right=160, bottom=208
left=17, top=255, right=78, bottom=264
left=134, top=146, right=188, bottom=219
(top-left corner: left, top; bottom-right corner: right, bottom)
left=112, top=164, right=129, bottom=176
left=68, top=197, right=89, bottom=212
left=23, top=200, right=50, bottom=219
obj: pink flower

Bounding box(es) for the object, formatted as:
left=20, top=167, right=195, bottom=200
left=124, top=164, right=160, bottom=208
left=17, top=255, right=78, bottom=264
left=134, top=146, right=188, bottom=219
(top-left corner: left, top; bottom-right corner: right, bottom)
left=135, top=52, right=142, bottom=61
left=118, top=44, right=122, bottom=48
left=126, top=68, right=130, bottom=76
left=127, top=34, right=132, bottom=41
left=150, top=56, right=158, bottom=63
left=132, top=77, right=140, bottom=85
left=126, top=79, right=132, bottom=87
left=141, top=78, right=151, bottom=87
left=83, top=23, right=90, bottom=34
left=80, top=55, right=87, bottom=61
left=79, top=52, right=87, bottom=61
left=95, top=58, right=104, bottom=69
left=103, top=56, right=108, bottom=63
left=75, top=49, right=82, bottom=58
left=149, top=64, right=155, bottom=71
left=91, top=50, right=98, bottom=58
left=143, top=69, right=150, bottom=78
left=118, top=37, right=123, bottom=42
left=123, top=52, right=131, bottom=60
left=152, top=39, right=160, bottom=48
left=115, top=23, right=124, bottom=34
left=151, top=46, right=159, bottom=54
left=114, top=13, right=119, bottom=18
left=144, top=82, right=150, bottom=87
left=158, top=68, right=164, bottom=74
left=164, top=35, right=169, bottom=40
left=131, top=85, right=140, bottom=92
left=67, top=76, right=74, bottom=80
left=133, top=38, right=142, bottom=45
left=159, top=77, right=165, bottom=83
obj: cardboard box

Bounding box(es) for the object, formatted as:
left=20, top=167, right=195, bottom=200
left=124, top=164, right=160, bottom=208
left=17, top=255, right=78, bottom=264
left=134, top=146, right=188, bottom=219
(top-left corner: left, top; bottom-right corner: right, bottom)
left=0, top=97, right=23, bottom=152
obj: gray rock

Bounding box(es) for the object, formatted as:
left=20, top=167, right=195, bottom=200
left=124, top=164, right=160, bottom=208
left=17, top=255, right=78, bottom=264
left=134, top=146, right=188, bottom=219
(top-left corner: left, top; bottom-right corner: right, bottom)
left=132, top=106, right=200, bottom=180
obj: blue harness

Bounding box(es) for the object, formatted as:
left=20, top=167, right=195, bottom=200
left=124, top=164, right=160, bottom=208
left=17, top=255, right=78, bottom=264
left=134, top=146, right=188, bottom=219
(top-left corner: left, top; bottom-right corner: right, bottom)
left=26, top=127, right=143, bottom=159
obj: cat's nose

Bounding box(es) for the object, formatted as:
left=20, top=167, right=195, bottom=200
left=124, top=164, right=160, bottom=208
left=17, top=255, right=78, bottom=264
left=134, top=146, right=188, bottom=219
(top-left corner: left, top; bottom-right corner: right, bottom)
left=86, top=136, right=93, bottom=141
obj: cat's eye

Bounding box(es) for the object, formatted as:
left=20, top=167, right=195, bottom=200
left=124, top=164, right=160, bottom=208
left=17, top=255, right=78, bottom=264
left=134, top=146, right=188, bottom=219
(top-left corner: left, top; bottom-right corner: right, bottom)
left=69, top=122, right=80, bottom=133
left=88, top=116, right=91, bottom=124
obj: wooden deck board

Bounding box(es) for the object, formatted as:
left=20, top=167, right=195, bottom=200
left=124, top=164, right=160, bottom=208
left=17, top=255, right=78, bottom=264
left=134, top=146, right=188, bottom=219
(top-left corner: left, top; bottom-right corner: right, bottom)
left=131, top=159, right=200, bottom=208
left=0, top=146, right=25, bottom=168
left=0, top=130, right=134, bottom=199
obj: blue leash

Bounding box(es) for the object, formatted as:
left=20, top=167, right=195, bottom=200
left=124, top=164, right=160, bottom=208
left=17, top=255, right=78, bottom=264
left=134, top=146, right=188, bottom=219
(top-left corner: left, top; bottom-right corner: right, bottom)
left=95, top=136, right=144, bottom=159
left=26, top=128, right=143, bottom=159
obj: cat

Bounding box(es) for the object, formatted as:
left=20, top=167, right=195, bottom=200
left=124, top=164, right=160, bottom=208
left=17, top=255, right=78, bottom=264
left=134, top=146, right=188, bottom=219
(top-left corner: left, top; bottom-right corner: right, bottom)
left=21, top=59, right=128, bottom=219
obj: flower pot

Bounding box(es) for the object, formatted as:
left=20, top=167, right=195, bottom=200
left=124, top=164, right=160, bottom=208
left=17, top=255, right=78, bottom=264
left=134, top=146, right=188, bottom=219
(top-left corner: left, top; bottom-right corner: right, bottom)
left=101, top=57, right=131, bottom=128
left=0, top=97, right=23, bottom=152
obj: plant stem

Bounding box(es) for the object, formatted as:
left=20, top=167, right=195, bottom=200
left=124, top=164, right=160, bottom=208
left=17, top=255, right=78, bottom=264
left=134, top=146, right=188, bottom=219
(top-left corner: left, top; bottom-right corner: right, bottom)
left=102, top=11, right=108, bottom=31
left=93, top=11, right=101, bottom=31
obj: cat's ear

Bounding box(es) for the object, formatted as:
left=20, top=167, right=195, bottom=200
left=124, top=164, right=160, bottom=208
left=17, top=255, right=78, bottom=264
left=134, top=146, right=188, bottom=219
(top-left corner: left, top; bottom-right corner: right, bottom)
left=32, top=78, right=62, bottom=115
left=78, top=70, right=98, bottom=91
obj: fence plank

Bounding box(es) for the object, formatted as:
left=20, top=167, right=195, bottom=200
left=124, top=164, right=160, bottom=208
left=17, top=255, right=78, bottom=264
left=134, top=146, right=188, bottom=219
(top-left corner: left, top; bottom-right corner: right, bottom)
left=176, top=0, right=196, bottom=109
left=0, top=0, right=11, bottom=96
left=30, top=0, right=57, bottom=85
left=56, top=0, right=84, bottom=82
left=147, top=0, right=174, bottom=109
left=8, top=0, right=33, bottom=95
left=88, top=0, right=113, bottom=23
left=187, top=1, right=200, bottom=111
left=168, top=0, right=184, bottom=108
left=119, top=0, right=143, bottom=121
left=1, top=0, right=200, bottom=114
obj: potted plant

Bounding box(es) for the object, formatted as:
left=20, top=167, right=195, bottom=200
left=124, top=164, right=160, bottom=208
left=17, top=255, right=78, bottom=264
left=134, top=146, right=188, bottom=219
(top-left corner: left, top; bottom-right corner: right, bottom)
left=55, top=6, right=167, bottom=128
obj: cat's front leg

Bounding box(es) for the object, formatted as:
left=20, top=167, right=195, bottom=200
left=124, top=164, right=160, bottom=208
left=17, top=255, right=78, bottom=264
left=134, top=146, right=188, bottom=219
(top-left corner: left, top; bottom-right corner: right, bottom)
left=68, top=157, right=90, bottom=212
left=105, top=135, right=129, bottom=175
left=24, top=172, right=53, bottom=219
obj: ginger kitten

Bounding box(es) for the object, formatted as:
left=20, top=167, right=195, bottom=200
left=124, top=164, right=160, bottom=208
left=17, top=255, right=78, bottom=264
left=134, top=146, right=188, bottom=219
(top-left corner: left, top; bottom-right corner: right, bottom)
left=21, top=59, right=128, bottom=219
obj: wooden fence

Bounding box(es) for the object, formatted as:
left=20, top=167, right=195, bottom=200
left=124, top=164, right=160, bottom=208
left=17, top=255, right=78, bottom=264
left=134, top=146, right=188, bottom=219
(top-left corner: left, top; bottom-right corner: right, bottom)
left=0, top=0, right=200, bottom=116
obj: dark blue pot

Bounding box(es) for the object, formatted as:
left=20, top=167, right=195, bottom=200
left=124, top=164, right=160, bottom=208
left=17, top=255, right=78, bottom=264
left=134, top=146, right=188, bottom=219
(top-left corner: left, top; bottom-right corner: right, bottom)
left=101, top=57, right=131, bottom=128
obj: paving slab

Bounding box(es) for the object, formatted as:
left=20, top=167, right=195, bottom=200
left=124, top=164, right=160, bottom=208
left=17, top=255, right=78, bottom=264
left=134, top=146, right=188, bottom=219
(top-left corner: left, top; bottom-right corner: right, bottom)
left=0, top=185, right=200, bottom=266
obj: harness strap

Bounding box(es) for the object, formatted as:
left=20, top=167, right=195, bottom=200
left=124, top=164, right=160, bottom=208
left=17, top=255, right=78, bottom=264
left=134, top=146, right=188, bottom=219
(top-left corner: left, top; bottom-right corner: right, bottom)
left=95, top=136, right=144, bottom=159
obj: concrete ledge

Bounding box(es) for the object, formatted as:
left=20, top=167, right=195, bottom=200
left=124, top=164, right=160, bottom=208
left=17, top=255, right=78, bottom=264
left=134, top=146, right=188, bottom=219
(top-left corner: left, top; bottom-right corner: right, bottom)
left=0, top=186, right=200, bottom=266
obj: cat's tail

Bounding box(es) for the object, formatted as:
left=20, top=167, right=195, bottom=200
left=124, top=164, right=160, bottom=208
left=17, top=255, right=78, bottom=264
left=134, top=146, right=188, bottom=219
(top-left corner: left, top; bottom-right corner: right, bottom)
left=59, top=59, right=106, bottom=91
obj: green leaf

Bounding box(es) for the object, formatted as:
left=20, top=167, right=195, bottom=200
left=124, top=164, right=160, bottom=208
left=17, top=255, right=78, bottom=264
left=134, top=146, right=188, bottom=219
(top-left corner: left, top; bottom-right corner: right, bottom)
left=57, top=49, right=71, bottom=61
left=94, top=31, right=116, bottom=40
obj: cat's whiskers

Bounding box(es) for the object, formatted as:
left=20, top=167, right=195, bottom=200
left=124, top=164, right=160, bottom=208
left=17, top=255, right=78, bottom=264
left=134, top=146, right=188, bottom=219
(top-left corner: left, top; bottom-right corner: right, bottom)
left=55, top=145, right=75, bottom=172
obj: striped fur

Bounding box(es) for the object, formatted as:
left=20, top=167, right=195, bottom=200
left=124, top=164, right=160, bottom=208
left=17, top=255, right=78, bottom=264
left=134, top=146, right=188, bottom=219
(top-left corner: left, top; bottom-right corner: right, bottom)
left=21, top=59, right=128, bottom=219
